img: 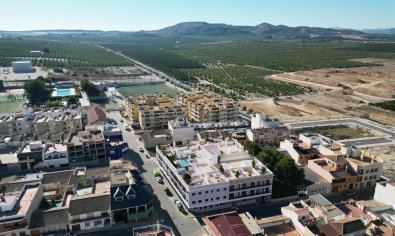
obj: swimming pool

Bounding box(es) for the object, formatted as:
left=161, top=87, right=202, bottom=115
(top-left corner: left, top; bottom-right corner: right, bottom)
left=57, top=89, right=72, bottom=96
left=179, top=159, right=190, bottom=167
left=52, top=88, right=76, bottom=97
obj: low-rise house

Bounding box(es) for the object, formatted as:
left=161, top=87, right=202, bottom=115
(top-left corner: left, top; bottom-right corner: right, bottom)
left=84, top=106, right=108, bottom=131
left=168, top=118, right=195, bottom=144
left=307, top=157, right=357, bottom=193
left=247, top=127, right=290, bottom=147
left=66, top=130, right=107, bottom=165
left=250, top=113, right=282, bottom=129
left=0, top=153, right=19, bottom=172
left=140, top=130, right=173, bottom=149
left=280, top=139, right=319, bottom=165
left=374, top=180, right=395, bottom=208
left=317, top=217, right=366, bottom=236
left=156, top=140, right=273, bottom=213
left=68, top=194, right=111, bottom=232
left=17, top=141, right=44, bottom=170
left=42, top=142, right=68, bottom=168
left=0, top=182, right=43, bottom=236
left=110, top=163, right=154, bottom=223
left=203, top=211, right=263, bottom=236
left=256, top=215, right=302, bottom=236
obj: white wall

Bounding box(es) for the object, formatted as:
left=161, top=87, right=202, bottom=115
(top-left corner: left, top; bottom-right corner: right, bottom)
left=374, top=181, right=395, bottom=208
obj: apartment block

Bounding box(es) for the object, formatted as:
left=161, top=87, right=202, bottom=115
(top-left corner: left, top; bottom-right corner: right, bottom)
left=42, top=142, right=69, bottom=168
left=66, top=130, right=106, bottom=164
left=0, top=108, right=82, bottom=136
left=347, top=151, right=383, bottom=189
left=168, top=118, right=195, bottom=144
left=17, top=141, right=44, bottom=170
left=177, top=92, right=238, bottom=123
left=156, top=140, right=273, bottom=213
left=124, top=94, right=183, bottom=130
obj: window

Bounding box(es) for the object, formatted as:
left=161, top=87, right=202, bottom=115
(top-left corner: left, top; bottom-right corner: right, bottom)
left=85, top=222, right=90, bottom=227
left=205, top=191, right=209, bottom=194
left=115, top=197, right=124, bottom=201
left=94, top=220, right=102, bottom=226
left=198, top=192, right=202, bottom=195
left=128, top=207, right=137, bottom=214
left=192, top=193, right=196, bottom=196
left=198, top=200, right=202, bottom=203
left=223, top=196, right=227, bottom=199
left=211, top=198, right=213, bottom=201
left=138, top=206, right=145, bottom=213
left=223, top=188, right=227, bottom=191
left=216, top=197, right=220, bottom=200
left=192, top=201, right=196, bottom=204
left=217, top=189, right=220, bottom=192
left=205, top=199, right=208, bottom=202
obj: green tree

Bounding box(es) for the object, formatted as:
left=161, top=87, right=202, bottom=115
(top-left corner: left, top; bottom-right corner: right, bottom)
left=235, top=171, right=240, bottom=178
left=67, top=96, right=79, bottom=106
left=273, top=157, right=305, bottom=192
left=45, top=99, right=62, bottom=107
left=219, top=165, right=224, bottom=174
left=260, top=167, right=267, bottom=175
left=80, top=79, right=102, bottom=97
left=24, top=79, right=51, bottom=103
left=244, top=141, right=262, bottom=156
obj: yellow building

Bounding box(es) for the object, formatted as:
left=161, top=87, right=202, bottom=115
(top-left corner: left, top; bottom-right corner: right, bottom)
left=177, top=92, right=238, bottom=123
left=124, top=94, right=183, bottom=130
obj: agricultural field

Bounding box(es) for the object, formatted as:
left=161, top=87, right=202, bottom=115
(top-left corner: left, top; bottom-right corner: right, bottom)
left=0, top=39, right=129, bottom=67
left=292, top=125, right=376, bottom=140
left=101, top=37, right=395, bottom=98
left=117, top=83, right=180, bottom=98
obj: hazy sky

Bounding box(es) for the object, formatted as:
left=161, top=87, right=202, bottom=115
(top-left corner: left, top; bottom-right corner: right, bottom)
left=1, top=0, right=394, bottom=31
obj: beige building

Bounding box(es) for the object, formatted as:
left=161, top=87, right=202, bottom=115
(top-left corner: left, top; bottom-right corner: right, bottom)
left=124, top=94, right=183, bottom=130
left=177, top=92, right=238, bottom=123
left=66, top=130, right=106, bottom=164
left=0, top=108, right=82, bottom=136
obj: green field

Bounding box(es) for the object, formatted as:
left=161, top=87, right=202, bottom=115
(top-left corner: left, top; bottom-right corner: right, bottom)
left=0, top=39, right=129, bottom=67
left=293, top=125, right=375, bottom=140
left=0, top=101, right=24, bottom=114
left=117, top=83, right=180, bottom=98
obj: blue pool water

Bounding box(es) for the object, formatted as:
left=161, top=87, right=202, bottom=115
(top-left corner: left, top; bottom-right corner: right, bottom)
left=57, top=89, right=72, bottom=96
left=179, top=159, right=190, bottom=167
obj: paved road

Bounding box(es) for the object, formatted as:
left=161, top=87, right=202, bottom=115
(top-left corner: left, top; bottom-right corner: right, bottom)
left=340, top=137, right=394, bottom=147
left=288, top=118, right=395, bottom=138
left=106, top=111, right=205, bottom=236
left=97, top=45, right=196, bottom=93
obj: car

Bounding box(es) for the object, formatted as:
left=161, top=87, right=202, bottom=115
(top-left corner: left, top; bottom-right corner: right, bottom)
left=164, top=187, right=172, bottom=196
left=156, top=176, right=164, bottom=184
left=138, top=147, right=144, bottom=153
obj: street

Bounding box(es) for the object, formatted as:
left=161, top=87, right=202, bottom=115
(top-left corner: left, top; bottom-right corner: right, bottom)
left=104, top=111, right=205, bottom=236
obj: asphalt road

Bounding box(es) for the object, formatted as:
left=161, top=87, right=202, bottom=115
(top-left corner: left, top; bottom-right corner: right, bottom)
left=105, top=111, right=205, bottom=236
left=340, top=137, right=394, bottom=147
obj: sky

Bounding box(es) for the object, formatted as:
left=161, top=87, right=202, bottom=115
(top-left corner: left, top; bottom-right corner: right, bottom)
left=0, top=0, right=394, bottom=31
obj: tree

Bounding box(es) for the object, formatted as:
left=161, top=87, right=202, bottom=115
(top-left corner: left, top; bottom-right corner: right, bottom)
left=252, top=158, right=256, bottom=168
left=67, top=96, right=79, bottom=106
left=273, top=157, right=305, bottom=192
left=80, top=79, right=102, bottom=97
left=24, top=79, right=51, bottom=103
left=45, top=99, right=62, bottom=107
left=260, top=166, right=267, bottom=175
left=235, top=171, right=240, bottom=178
left=244, top=141, right=262, bottom=156
left=219, top=165, right=224, bottom=174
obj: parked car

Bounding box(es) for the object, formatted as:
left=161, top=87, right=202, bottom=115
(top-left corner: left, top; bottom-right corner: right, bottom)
left=138, top=147, right=144, bottom=153
left=164, top=187, right=172, bottom=196
left=156, top=176, right=164, bottom=184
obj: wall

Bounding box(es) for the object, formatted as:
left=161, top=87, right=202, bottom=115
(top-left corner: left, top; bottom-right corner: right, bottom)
left=374, top=182, right=395, bottom=208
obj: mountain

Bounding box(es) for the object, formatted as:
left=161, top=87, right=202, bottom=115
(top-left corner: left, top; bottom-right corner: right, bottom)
left=362, top=28, right=395, bottom=34
left=0, top=22, right=368, bottom=38
left=150, top=22, right=364, bottom=37
left=151, top=22, right=252, bottom=36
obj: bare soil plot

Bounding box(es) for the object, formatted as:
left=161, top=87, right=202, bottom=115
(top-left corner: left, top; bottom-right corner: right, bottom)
left=368, top=145, right=395, bottom=179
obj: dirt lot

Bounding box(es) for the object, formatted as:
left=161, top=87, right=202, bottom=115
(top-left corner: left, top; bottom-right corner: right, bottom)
left=270, top=59, right=395, bottom=100
left=240, top=97, right=345, bottom=123
left=67, top=66, right=146, bottom=79
left=367, top=145, right=395, bottom=179
left=292, top=124, right=378, bottom=140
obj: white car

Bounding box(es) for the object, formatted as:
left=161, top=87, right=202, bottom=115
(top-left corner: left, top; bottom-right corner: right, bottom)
left=138, top=147, right=144, bottom=153
left=156, top=176, right=164, bottom=184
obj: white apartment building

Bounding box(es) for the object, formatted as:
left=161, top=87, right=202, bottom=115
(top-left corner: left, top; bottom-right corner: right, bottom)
left=156, top=140, right=273, bottom=213
left=374, top=180, right=395, bottom=208
left=168, top=118, right=195, bottom=144
left=250, top=113, right=282, bottom=129
left=0, top=108, right=83, bottom=136
left=42, top=143, right=69, bottom=168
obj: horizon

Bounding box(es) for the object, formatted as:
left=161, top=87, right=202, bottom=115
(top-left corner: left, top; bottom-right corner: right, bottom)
left=0, top=0, right=394, bottom=31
